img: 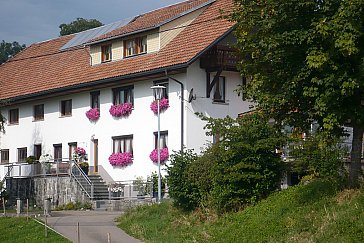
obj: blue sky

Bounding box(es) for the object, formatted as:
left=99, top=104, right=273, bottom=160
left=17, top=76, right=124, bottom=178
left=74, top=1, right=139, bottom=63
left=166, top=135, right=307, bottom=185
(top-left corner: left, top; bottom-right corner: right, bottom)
left=0, top=0, right=182, bottom=46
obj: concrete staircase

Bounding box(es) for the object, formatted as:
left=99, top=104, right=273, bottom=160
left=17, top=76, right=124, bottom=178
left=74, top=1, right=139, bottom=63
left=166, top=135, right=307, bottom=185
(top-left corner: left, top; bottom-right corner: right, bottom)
left=88, top=174, right=110, bottom=200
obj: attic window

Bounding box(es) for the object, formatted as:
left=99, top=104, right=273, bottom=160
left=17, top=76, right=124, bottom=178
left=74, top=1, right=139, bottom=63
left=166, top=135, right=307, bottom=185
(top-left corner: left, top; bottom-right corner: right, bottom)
left=124, top=36, right=147, bottom=57
left=101, top=44, right=112, bottom=62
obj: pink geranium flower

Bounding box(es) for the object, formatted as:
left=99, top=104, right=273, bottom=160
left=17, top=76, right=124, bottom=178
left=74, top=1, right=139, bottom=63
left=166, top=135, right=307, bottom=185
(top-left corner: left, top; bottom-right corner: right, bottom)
left=109, top=152, right=133, bottom=166
left=109, top=103, right=133, bottom=117
left=149, top=148, right=169, bottom=164
left=85, top=108, right=100, bottom=121
left=150, top=98, right=169, bottom=114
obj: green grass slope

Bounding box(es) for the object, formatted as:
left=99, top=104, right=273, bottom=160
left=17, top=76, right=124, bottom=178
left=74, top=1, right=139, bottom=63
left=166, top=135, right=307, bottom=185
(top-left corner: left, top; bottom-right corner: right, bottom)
left=117, top=179, right=364, bottom=242
left=0, top=217, right=71, bottom=242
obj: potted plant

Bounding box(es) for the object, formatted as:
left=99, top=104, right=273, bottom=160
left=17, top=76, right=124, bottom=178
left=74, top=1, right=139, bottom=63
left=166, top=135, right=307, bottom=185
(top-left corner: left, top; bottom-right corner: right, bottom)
left=148, top=172, right=166, bottom=198
left=109, top=103, right=133, bottom=117
left=149, top=147, right=169, bottom=164
left=108, top=152, right=133, bottom=167
left=79, top=162, right=89, bottom=175
left=85, top=108, right=100, bottom=121
left=26, top=155, right=37, bottom=164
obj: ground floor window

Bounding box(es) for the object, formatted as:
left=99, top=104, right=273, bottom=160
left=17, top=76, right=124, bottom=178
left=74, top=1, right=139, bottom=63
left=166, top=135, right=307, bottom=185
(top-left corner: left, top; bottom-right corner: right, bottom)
left=1, top=149, right=9, bottom=164
left=112, top=135, right=133, bottom=154
left=17, top=147, right=27, bottom=162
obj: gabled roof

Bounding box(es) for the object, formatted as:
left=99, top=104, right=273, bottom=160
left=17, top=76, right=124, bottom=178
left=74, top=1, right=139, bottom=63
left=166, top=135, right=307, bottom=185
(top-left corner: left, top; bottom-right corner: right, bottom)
left=0, top=0, right=235, bottom=102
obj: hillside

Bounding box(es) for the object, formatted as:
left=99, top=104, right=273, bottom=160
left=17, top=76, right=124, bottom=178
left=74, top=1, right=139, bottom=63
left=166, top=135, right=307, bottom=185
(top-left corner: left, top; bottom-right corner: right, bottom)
left=117, top=179, right=364, bottom=242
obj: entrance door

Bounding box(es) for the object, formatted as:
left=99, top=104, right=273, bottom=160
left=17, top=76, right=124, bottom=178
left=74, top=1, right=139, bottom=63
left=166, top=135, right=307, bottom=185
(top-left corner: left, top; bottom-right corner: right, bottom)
left=93, top=139, right=98, bottom=173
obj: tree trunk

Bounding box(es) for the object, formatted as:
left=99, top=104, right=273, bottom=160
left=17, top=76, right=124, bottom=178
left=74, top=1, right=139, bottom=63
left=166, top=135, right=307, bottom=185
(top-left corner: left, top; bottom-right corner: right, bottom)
left=349, top=124, right=363, bottom=186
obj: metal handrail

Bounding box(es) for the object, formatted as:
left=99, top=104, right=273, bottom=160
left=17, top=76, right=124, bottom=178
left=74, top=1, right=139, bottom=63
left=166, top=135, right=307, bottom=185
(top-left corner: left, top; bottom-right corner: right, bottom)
left=1, top=164, right=14, bottom=187
left=70, top=161, right=94, bottom=199
left=108, top=180, right=153, bottom=200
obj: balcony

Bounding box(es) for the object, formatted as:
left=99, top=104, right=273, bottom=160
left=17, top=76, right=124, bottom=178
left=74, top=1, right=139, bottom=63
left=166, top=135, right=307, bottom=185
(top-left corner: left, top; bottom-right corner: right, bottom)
left=200, top=45, right=240, bottom=72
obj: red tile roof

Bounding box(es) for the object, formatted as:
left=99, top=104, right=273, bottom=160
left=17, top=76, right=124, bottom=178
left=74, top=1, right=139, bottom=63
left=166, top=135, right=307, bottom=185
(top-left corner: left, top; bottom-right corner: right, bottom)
left=0, top=0, right=235, bottom=101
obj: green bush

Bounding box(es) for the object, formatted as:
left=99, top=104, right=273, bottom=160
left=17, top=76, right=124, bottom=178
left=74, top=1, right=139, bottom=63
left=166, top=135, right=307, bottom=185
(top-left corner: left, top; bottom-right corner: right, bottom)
left=55, top=201, right=92, bottom=211
left=166, top=149, right=199, bottom=211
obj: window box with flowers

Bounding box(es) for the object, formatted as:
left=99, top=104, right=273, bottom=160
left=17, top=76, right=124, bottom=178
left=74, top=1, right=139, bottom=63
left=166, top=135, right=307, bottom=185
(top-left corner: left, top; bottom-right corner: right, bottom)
left=150, top=98, right=169, bottom=114
left=109, top=152, right=133, bottom=167
left=149, top=147, right=169, bottom=164
left=85, top=108, right=100, bottom=121
left=109, top=103, right=133, bottom=117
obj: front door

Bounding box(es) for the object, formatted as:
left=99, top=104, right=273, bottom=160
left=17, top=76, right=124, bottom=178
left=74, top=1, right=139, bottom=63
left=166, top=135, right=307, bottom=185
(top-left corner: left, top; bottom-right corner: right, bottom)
left=93, top=139, right=98, bottom=174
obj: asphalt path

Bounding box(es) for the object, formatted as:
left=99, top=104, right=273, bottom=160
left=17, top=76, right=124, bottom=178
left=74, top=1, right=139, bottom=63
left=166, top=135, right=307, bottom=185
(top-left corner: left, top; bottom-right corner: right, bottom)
left=44, top=210, right=143, bottom=243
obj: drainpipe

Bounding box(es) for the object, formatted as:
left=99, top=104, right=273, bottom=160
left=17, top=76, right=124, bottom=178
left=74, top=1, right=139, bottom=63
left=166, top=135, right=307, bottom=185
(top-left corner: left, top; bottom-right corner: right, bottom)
left=165, top=69, right=184, bottom=152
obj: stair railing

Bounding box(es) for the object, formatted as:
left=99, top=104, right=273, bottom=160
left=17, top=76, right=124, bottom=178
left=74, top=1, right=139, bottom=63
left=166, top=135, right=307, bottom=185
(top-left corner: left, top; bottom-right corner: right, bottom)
left=70, top=161, right=94, bottom=199
left=1, top=164, right=14, bottom=189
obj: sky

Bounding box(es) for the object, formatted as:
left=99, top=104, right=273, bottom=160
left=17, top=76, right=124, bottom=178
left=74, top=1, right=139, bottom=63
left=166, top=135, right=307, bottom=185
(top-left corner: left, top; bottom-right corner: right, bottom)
left=0, top=0, right=183, bottom=46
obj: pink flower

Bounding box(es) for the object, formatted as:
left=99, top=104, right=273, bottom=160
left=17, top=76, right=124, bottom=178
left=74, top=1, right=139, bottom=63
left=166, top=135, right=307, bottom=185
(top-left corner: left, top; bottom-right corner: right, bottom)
left=149, top=148, right=169, bottom=164
left=75, top=147, right=86, bottom=156
left=150, top=98, right=169, bottom=114
left=85, top=108, right=100, bottom=121
left=108, top=152, right=133, bottom=166
left=109, top=103, right=133, bottom=117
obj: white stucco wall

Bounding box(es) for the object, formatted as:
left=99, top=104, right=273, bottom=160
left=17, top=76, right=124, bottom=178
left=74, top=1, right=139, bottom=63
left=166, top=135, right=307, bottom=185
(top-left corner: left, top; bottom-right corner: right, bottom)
left=0, top=60, right=252, bottom=181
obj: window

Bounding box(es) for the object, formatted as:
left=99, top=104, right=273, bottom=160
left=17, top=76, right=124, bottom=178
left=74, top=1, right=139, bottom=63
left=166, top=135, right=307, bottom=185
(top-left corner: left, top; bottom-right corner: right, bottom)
left=68, top=142, right=77, bottom=160
left=213, top=76, right=226, bottom=102
left=101, top=44, right=112, bottom=62
left=54, top=144, right=62, bottom=162
left=112, top=86, right=134, bottom=105
left=1, top=149, right=9, bottom=164
left=34, top=144, right=42, bottom=160
left=61, top=99, right=72, bottom=116
left=112, top=135, right=133, bottom=154
left=154, top=131, right=168, bottom=149
left=124, top=36, right=147, bottom=57
left=154, top=80, right=169, bottom=99
left=9, top=108, right=19, bottom=124
left=90, top=91, right=100, bottom=109
left=33, top=104, right=44, bottom=121
left=17, top=147, right=27, bottom=162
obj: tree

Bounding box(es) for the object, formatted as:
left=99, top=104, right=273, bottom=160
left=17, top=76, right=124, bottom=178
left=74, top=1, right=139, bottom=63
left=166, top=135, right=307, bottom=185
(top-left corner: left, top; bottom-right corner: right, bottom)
left=230, top=0, right=364, bottom=185
left=59, top=18, right=103, bottom=36
left=0, top=40, right=26, bottom=64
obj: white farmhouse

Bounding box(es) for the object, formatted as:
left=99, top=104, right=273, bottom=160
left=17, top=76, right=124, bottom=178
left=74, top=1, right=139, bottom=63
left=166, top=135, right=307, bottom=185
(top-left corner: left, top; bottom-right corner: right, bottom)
left=0, top=0, right=252, bottom=205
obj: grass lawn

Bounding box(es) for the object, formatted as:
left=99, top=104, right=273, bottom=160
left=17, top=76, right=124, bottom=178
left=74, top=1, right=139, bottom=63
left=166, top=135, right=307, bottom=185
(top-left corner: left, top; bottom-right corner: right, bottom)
left=0, top=217, right=71, bottom=242
left=117, top=179, right=364, bottom=242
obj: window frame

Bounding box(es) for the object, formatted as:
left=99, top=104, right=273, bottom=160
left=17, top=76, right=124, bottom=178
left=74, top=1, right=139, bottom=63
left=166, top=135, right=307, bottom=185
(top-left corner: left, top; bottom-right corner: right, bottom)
left=60, top=99, right=72, bottom=117
left=124, top=36, right=147, bottom=58
left=8, top=108, right=19, bottom=125
left=90, top=91, right=100, bottom=110
left=33, top=104, right=44, bottom=121
left=112, top=86, right=134, bottom=106
left=153, top=79, right=169, bottom=100
left=53, top=144, right=62, bottom=162
left=17, top=147, right=27, bottom=163
left=212, top=76, right=226, bottom=103
left=101, top=44, right=112, bottom=63
left=68, top=142, right=77, bottom=160
left=112, top=135, right=133, bottom=154
left=34, top=144, right=42, bottom=161
left=153, top=131, right=168, bottom=149
left=1, top=149, right=9, bottom=164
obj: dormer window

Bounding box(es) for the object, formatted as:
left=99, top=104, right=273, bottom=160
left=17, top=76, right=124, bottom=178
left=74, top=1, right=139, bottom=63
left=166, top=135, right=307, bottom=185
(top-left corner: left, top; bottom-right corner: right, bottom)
left=124, top=36, right=147, bottom=57
left=101, top=44, right=112, bottom=62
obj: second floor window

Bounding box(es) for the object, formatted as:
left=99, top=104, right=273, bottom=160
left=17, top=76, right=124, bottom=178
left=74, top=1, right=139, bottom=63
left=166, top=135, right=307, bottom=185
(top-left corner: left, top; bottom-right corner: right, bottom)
left=90, top=91, right=100, bottom=109
left=213, top=76, right=226, bottom=103
left=61, top=99, right=72, bottom=116
left=124, top=36, right=147, bottom=57
left=113, top=86, right=134, bottom=105
left=1, top=149, right=9, bottom=164
left=9, top=108, right=19, bottom=124
left=34, top=104, right=44, bottom=121
left=113, top=135, right=133, bottom=154
left=17, top=147, right=27, bottom=162
left=101, top=44, right=112, bottom=62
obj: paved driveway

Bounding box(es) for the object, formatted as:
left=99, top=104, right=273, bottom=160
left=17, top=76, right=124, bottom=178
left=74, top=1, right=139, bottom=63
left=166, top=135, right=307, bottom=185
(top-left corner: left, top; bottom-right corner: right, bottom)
left=45, top=210, right=143, bottom=243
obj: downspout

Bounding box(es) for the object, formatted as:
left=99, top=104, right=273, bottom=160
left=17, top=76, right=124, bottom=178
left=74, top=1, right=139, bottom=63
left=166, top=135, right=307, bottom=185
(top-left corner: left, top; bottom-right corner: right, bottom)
left=165, top=69, right=184, bottom=152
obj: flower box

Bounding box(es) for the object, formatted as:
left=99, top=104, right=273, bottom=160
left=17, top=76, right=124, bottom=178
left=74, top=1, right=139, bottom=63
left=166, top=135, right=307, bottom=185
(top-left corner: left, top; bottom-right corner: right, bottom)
left=150, top=98, right=169, bottom=114
left=85, top=108, right=100, bottom=121
left=109, top=152, right=133, bottom=166
left=109, top=103, right=133, bottom=117
left=149, top=148, right=169, bottom=164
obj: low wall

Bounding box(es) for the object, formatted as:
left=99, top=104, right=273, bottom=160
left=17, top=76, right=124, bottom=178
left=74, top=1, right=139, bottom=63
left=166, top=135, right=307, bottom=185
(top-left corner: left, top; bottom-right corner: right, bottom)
left=33, top=176, right=90, bottom=208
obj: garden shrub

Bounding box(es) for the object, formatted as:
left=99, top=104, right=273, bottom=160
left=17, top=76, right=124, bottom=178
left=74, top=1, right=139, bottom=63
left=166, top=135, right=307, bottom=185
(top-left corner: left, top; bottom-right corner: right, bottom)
left=166, top=149, right=199, bottom=211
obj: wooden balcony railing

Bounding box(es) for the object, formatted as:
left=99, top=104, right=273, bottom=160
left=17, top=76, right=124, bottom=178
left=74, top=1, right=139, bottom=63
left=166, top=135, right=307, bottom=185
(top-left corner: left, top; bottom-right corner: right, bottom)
left=200, top=45, right=240, bottom=72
